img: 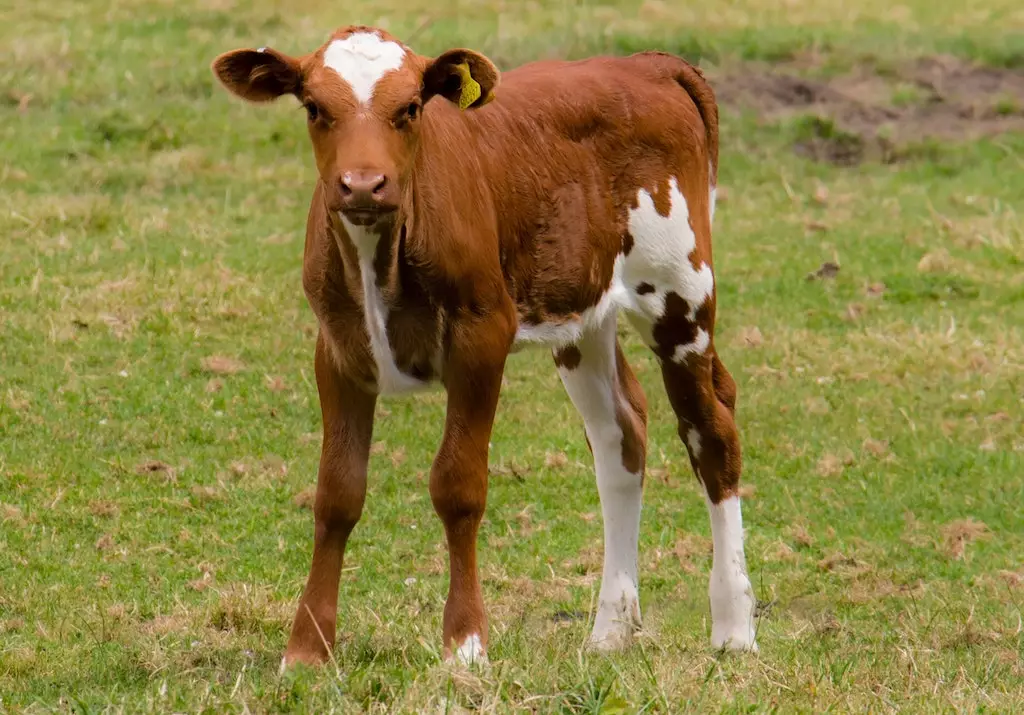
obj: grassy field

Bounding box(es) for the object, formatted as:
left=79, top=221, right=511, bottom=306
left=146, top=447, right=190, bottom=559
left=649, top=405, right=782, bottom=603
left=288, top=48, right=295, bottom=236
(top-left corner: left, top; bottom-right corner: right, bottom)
left=2, top=0, right=1023, bottom=711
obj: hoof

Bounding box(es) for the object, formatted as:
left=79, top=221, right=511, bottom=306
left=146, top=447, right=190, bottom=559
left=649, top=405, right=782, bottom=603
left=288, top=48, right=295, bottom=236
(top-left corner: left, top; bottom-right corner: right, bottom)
left=588, top=625, right=638, bottom=652
left=709, top=565, right=758, bottom=653
left=281, top=648, right=330, bottom=671
left=710, top=627, right=759, bottom=653
left=589, top=596, right=642, bottom=652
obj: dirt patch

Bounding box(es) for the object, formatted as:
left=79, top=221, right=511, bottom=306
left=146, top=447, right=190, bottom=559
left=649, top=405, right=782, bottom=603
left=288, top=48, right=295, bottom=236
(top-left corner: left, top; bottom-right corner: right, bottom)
left=940, top=518, right=989, bottom=560
left=712, top=55, right=1024, bottom=165
left=135, top=460, right=176, bottom=482
left=199, top=355, right=245, bottom=375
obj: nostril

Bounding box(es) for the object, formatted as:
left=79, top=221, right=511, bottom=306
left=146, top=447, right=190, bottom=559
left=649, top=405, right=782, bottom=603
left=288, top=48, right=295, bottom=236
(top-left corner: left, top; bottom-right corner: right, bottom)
left=338, top=173, right=389, bottom=205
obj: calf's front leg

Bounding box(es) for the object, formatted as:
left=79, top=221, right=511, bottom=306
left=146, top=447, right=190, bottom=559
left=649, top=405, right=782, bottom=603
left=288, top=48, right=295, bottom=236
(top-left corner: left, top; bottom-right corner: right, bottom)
left=284, top=334, right=376, bottom=667
left=431, top=319, right=511, bottom=664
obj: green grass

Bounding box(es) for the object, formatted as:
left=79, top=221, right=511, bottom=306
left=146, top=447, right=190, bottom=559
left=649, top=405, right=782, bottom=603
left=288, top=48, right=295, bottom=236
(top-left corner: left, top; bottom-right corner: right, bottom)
left=2, top=0, right=1023, bottom=711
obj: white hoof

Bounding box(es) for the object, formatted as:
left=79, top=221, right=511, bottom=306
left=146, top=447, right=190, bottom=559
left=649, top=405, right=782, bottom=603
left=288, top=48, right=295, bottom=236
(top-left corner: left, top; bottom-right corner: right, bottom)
left=589, top=624, right=638, bottom=652
left=709, top=568, right=758, bottom=652
left=589, top=594, right=642, bottom=651
left=711, top=624, right=758, bottom=652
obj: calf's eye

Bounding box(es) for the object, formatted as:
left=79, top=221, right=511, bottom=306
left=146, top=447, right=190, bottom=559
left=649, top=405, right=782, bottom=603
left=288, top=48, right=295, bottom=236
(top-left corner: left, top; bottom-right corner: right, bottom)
left=304, top=102, right=319, bottom=122
left=395, top=101, right=421, bottom=128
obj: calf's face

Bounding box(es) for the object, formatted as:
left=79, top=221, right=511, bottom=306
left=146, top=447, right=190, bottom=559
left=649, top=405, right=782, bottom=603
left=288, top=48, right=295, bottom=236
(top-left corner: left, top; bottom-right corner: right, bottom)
left=212, top=27, right=498, bottom=226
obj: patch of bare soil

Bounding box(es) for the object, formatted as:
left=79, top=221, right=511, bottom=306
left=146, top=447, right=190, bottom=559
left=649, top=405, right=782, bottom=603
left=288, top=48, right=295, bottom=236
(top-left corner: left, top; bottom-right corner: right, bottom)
left=712, top=55, right=1024, bottom=165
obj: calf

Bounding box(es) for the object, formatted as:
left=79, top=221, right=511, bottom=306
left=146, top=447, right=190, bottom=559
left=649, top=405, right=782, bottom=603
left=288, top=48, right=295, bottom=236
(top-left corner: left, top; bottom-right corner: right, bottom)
left=212, top=25, right=757, bottom=667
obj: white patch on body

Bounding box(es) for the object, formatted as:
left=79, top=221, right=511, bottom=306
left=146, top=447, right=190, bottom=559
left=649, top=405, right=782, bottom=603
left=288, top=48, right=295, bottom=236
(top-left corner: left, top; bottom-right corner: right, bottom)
left=338, top=215, right=429, bottom=396
left=686, top=427, right=702, bottom=459
left=454, top=633, right=487, bottom=666
left=514, top=178, right=715, bottom=358
left=555, top=315, right=643, bottom=650
left=323, top=32, right=406, bottom=105
left=705, top=493, right=758, bottom=651
left=620, top=177, right=714, bottom=355
left=514, top=255, right=627, bottom=349
left=672, top=328, right=710, bottom=362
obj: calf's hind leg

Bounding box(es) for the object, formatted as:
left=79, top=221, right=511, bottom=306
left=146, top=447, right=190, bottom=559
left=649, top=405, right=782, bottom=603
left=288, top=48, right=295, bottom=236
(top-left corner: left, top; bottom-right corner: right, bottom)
left=554, top=314, right=648, bottom=650
left=661, top=347, right=757, bottom=651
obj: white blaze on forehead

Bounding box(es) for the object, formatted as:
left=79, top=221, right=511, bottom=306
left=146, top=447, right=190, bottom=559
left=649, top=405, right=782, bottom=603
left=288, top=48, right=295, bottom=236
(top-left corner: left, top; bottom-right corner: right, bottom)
left=322, top=32, right=406, bottom=104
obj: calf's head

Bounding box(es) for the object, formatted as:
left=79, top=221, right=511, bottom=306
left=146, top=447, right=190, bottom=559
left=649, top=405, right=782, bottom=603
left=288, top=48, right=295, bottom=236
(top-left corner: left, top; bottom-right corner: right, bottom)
left=212, top=26, right=498, bottom=226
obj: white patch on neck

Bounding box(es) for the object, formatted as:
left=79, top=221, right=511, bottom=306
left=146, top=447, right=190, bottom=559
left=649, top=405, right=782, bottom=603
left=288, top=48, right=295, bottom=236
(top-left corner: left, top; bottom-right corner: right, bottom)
left=338, top=215, right=428, bottom=395
left=323, top=32, right=406, bottom=104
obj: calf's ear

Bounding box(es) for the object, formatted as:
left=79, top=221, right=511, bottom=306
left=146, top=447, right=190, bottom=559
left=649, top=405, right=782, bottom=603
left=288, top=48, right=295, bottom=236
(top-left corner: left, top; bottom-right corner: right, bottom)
left=422, top=49, right=499, bottom=110
left=211, top=47, right=302, bottom=102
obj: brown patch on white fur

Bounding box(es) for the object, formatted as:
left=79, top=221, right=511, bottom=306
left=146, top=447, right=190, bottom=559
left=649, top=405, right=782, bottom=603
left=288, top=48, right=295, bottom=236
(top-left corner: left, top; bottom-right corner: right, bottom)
left=614, top=342, right=647, bottom=477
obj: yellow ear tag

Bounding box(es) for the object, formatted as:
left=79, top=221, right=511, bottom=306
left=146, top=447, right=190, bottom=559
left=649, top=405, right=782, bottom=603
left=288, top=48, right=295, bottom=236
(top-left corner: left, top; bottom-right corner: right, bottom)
left=453, top=62, right=481, bottom=110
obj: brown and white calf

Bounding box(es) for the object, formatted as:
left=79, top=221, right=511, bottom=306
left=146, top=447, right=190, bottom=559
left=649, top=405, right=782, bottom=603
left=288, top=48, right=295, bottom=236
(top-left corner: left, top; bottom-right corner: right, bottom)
left=212, top=25, right=756, bottom=667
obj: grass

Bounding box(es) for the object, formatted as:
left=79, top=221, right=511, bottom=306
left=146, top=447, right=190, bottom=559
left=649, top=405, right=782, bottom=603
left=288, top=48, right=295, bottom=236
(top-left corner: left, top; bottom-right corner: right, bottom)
left=2, top=0, right=1023, bottom=711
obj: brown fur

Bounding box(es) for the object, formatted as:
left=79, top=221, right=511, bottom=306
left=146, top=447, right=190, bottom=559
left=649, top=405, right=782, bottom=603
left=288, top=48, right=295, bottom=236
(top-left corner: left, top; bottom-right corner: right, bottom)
left=211, top=25, right=742, bottom=666
left=614, top=342, right=648, bottom=477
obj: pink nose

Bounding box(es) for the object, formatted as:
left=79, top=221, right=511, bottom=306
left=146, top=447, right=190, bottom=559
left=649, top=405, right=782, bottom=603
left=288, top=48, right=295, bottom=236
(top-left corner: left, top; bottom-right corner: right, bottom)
left=339, top=171, right=388, bottom=208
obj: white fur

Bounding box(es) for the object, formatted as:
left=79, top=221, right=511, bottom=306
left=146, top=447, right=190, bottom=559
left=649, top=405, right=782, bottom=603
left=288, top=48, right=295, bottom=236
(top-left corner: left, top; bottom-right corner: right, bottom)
left=338, top=216, right=429, bottom=395
left=556, top=315, right=643, bottom=649
left=706, top=494, right=757, bottom=651
left=672, top=327, right=710, bottom=362
left=454, top=633, right=486, bottom=665
left=323, top=32, right=406, bottom=105
left=339, top=213, right=379, bottom=260
left=686, top=427, right=702, bottom=459
left=624, top=177, right=714, bottom=323
left=515, top=179, right=714, bottom=354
